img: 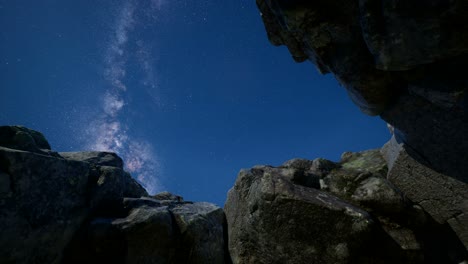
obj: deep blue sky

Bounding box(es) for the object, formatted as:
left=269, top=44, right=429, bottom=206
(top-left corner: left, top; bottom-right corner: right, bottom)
left=0, top=0, right=390, bottom=206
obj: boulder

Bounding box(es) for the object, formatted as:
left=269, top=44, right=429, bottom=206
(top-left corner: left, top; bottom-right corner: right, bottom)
left=0, top=126, right=228, bottom=263
left=225, top=149, right=468, bottom=263
left=59, top=151, right=124, bottom=168
left=88, top=166, right=148, bottom=216
left=320, top=150, right=407, bottom=215
left=255, top=0, right=468, bottom=183
left=256, top=0, right=402, bottom=115
left=0, top=125, right=51, bottom=150
left=382, top=136, right=468, bottom=251
left=171, top=201, right=227, bottom=264
left=153, top=191, right=184, bottom=202
left=0, top=146, right=90, bottom=264
left=0, top=125, right=57, bottom=156
left=254, top=2, right=468, bottom=260
left=225, top=163, right=407, bottom=264
left=64, top=196, right=229, bottom=264
left=92, top=203, right=177, bottom=264
left=0, top=126, right=148, bottom=263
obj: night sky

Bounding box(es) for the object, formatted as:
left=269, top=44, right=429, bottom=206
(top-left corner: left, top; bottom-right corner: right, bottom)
left=0, top=0, right=390, bottom=206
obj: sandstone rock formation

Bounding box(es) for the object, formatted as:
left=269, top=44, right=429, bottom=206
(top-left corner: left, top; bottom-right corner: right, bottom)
left=0, top=126, right=228, bottom=264
left=253, top=0, right=468, bottom=256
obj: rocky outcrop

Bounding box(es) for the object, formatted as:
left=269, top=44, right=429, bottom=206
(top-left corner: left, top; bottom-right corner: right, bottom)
left=381, top=136, right=468, bottom=251
left=4, top=3, right=467, bottom=262
left=0, top=126, right=229, bottom=264
left=225, top=150, right=467, bottom=263
left=255, top=0, right=468, bottom=182
left=254, top=0, right=468, bottom=255
left=63, top=196, right=228, bottom=264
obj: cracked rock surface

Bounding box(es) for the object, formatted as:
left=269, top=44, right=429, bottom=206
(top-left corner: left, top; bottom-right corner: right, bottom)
left=255, top=0, right=468, bottom=183
left=225, top=149, right=467, bottom=263
left=0, top=126, right=229, bottom=264
left=254, top=0, right=468, bottom=257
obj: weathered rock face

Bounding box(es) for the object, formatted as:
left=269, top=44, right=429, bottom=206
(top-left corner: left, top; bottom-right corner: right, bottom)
left=255, top=0, right=468, bottom=183
left=0, top=144, right=90, bottom=263
left=225, top=150, right=468, bottom=263
left=254, top=0, right=468, bottom=256
left=64, top=197, right=229, bottom=264
left=0, top=126, right=229, bottom=264
left=381, top=136, right=468, bottom=251
left=0, top=126, right=55, bottom=156
left=1, top=123, right=466, bottom=263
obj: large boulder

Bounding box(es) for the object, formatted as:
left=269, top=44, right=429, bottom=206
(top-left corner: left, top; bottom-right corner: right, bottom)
left=255, top=0, right=468, bottom=182
left=170, top=201, right=227, bottom=263
left=63, top=196, right=229, bottom=264
left=256, top=0, right=467, bottom=114
left=225, top=149, right=467, bottom=263
left=0, top=146, right=90, bottom=264
left=0, top=126, right=230, bottom=263
left=0, top=126, right=149, bottom=263
left=382, top=136, right=468, bottom=251
left=0, top=126, right=55, bottom=155
left=225, top=165, right=383, bottom=264
left=254, top=2, right=468, bottom=260
left=1, top=126, right=229, bottom=263
left=256, top=0, right=402, bottom=115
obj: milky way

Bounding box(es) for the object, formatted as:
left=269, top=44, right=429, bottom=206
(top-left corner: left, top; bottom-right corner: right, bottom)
left=85, top=0, right=167, bottom=194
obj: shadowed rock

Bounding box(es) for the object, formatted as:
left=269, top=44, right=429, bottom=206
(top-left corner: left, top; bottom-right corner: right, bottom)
left=254, top=1, right=468, bottom=257
left=0, top=126, right=229, bottom=264
left=60, top=151, right=124, bottom=168
left=382, top=135, right=468, bottom=251
left=225, top=149, right=467, bottom=263
left=255, top=0, right=468, bottom=183
left=225, top=165, right=383, bottom=264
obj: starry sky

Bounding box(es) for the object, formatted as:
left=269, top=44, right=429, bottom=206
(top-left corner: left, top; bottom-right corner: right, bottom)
left=0, top=0, right=390, bottom=206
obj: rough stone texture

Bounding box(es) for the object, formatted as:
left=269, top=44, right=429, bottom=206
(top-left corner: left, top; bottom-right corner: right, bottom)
left=225, top=166, right=383, bottom=264
left=319, top=150, right=408, bottom=215
left=382, top=136, right=468, bottom=250
left=225, top=150, right=468, bottom=263
left=87, top=166, right=148, bottom=216
left=64, top=197, right=229, bottom=264
left=171, top=201, right=227, bottom=263
left=0, top=125, right=57, bottom=156
left=0, top=146, right=90, bottom=264
left=359, top=0, right=468, bottom=71
left=255, top=0, right=468, bottom=258
left=60, top=151, right=124, bottom=168
left=255, top=0, right=468, bottom=183
left=256, top=0, right=403, bottom=115
left=380, top=93, right=468, bottom=182
left=153, top=191, right=184, bottom=202
left=0, top=126, right=228, bottom=264
left=448, top=213, right=468, bottom=252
